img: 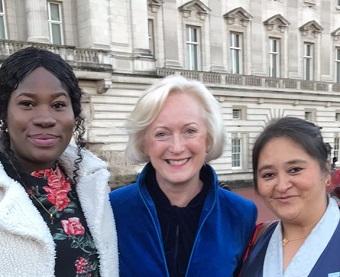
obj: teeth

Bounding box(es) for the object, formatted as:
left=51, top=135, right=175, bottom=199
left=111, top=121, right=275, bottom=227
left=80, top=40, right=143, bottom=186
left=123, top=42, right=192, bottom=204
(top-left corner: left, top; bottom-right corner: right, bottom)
left=167, top=158, right=189, bottom=166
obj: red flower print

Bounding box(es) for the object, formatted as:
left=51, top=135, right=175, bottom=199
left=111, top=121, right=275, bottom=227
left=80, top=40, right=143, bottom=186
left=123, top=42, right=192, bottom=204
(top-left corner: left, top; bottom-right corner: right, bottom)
left=61, top=217, right=85, bottom=236
left=75, top=257, right=88, bottom=274
left=44, top=188, right=70, bottom=211
left=33, top=165, right=72, bottom=211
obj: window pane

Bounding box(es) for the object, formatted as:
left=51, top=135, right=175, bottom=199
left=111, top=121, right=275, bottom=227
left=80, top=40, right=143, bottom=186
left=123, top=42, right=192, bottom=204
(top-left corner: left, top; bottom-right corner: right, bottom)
left=272, top=39, right=277, bottom=52
left=272, top=55, right=277, bottom=77
left=186, top=26, right=200, bottom=70
left=232, top=138, right=241, bottom=168
left=0, top=16, right=5, bottom=39
left=233, top=109, right=241, bottom=119
left=148, top=19, right=154, bottom=55
left=337, top=62, right=340, bottom=83
left=337, top=48, right=340, bottom=60
left=0, top=1, right=3, bottom=13
left=50, top=3, right=60, bottom=21
left=51, top=23, right=62, bottom=44
left=334, top=138, right=339, bottom=159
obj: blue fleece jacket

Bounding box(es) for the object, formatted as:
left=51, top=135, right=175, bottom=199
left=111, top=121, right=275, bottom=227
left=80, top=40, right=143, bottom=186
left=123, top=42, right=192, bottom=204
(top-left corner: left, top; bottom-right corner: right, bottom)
left=110, top=163, right=257, bottom=277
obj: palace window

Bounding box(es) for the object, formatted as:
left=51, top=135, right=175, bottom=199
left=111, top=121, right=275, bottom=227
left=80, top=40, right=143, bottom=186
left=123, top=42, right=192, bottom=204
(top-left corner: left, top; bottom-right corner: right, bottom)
left=231, top=136, right=241, bottom=168
left=303, top=43, right=314, bottom=80
left=148, top=19, right=155, bottom=56
left=230, top=32, right=243, bottom=74
left=336, top=47, right=340, bottom=83
left=269, top=38, right=280, bottom=78
left=186, top=25, right=201, bottom=70
left=48, top=1, right=64, bottom=44
left=0, top=0, right=7, bottom=39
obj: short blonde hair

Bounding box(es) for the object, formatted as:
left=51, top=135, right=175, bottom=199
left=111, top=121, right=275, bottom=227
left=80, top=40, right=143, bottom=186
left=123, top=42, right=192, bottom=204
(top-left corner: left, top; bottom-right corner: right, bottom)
left=125, top=75, right=225, bottom=164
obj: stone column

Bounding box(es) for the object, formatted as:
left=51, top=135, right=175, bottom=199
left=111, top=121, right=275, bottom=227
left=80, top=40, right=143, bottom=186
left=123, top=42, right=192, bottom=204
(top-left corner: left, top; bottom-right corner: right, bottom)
left=25, top=0, right=49, bottom=43
left=129, top=0, right=149, bottom=53
left=76, top=0, right=111, bottom=49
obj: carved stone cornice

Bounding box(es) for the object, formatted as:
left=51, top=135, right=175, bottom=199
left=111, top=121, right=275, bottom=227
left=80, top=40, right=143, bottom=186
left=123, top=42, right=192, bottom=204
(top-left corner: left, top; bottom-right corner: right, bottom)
left=223, top=7, right=252, bottom=27
left=178, top=0, right=211, bottom=21
left=263, top=14, right=289, bottom=32
left=331, top=27, right=340, bottom=41
left=299, top=20, right=323, bottom=37
left=148, top=0, right=162, bottom=13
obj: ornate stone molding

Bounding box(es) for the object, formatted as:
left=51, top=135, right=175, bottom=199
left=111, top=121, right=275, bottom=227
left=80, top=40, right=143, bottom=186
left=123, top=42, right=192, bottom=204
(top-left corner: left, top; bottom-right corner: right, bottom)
left=331, top=27, right=340, bottom=41
left=148, top=0, right=162, bottom=13
left=178, top=0, right=211, bottom=21
left=263, top=14, right=289, bottom=32
left=299, top=20, right=323, bottom=37
left=223, top=7, right=252, bottom=27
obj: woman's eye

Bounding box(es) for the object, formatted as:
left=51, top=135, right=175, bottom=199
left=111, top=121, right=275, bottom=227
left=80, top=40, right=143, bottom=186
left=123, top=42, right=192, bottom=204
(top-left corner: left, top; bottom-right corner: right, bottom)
left=154, top=132, right=169, bottom=140
left=52, top=102, right=67, bottom=110
left=288, top=167, right=303, bottom=174
left=18, top=100, right=34, bottom=108
left=185, top=128, right=198, bottom=136
left=261, top=172, right=275, bottom=180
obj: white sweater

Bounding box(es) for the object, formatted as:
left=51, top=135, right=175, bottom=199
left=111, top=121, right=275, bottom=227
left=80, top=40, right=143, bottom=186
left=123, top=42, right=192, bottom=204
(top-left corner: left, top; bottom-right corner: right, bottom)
left=0, top=145, right=119, bottom=277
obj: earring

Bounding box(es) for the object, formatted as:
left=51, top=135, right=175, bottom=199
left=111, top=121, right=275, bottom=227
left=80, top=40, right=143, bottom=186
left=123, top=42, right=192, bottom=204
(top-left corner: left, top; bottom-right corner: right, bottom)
left=0, top=119, right=8, bottom=133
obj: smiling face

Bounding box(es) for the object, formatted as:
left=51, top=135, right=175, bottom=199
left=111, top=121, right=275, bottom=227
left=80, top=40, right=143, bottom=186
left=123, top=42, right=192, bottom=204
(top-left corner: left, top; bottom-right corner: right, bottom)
left=143, top=92, right=208, bottom=190
left=257, top=137, right=329, bottom=224
left=6, top=67, right=75, bottom=172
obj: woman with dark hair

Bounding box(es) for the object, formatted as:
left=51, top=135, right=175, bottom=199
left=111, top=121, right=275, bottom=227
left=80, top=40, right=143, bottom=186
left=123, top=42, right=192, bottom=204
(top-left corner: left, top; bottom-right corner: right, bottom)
left=0, top=47, right=118, bottom=277
left=240, top=117, right=340, bottom=277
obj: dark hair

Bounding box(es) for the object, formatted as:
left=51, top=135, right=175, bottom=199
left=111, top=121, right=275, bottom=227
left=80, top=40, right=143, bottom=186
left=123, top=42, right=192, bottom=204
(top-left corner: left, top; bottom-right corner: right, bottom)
left=0, top=47, right=85, bottom=183
left=252, top=117, right=331, bottom=190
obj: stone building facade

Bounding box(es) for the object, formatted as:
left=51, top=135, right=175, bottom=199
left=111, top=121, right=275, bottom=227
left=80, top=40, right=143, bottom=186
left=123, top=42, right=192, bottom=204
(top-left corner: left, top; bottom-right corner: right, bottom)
left=1, top=0, right=340, bottom=184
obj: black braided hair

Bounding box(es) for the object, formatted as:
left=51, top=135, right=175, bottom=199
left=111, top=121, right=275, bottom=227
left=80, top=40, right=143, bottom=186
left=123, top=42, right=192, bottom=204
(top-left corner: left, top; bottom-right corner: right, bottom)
left=0, top=47, right=86, bottom=184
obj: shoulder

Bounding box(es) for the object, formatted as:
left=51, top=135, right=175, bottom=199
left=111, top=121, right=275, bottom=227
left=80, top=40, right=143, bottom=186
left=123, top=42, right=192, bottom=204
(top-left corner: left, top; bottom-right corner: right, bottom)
left=217, top=187, right=257, bottom=212
left=215, top=187, right=257, bottom=227
left=109, top=182, right=139, bottom=205
left=60, top=144, right=108, bottom=173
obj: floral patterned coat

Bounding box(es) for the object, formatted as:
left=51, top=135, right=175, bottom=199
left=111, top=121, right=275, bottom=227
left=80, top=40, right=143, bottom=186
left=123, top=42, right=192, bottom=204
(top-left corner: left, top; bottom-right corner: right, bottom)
left=0, top=145, right=119, bottom=277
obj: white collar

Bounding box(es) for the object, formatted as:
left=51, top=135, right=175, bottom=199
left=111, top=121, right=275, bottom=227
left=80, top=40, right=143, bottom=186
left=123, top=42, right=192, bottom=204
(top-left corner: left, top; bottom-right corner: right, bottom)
left=263, top=198, right=340, bottom=277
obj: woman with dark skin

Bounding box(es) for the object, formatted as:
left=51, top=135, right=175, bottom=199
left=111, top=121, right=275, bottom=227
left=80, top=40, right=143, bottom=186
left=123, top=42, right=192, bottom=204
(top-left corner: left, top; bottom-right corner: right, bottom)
left=0, top=47, right=118, bottom=277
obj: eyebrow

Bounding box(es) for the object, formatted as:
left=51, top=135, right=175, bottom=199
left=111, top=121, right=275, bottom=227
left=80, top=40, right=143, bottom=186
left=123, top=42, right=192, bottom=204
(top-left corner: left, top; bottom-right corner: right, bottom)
left=258, top=159, right=308, bottom=172
left=14, top=91, right=69, bottom=98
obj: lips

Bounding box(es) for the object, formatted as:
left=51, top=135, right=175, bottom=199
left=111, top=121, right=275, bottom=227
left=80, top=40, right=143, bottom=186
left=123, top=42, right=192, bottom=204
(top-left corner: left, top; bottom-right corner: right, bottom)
left=165, top=158, right=190, bottom=166
left=29, top=134, right=60, bottom=147
left=273, top=195, right=298, bottom=203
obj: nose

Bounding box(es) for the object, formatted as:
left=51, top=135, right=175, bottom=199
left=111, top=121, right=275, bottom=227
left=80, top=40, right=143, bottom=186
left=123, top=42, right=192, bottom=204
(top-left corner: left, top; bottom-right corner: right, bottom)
left=169, top=134, right=185, bottom=153
left=275, top=173, right=292, bottom=192
left=32, top=107, right=57, bottom=128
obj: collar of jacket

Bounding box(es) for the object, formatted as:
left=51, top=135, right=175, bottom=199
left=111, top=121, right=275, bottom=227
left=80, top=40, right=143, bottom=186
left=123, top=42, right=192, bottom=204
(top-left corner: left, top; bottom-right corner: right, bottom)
left=136, top=162, right=219, bottom=220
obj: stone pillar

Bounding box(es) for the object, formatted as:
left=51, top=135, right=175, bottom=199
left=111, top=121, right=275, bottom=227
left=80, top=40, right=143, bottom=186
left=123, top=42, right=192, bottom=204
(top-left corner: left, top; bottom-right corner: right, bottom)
left=76, top=0, right=111, bottom=49
left=25, top=0, right=49, bottom=43
left=129, top=0, right=149, bottom=53
left=163, top=0, right=180, bottom=68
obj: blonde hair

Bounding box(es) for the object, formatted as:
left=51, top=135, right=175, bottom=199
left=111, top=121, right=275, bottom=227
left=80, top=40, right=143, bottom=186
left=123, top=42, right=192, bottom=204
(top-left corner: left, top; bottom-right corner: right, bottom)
left=125, top=75, right=225, bottom=164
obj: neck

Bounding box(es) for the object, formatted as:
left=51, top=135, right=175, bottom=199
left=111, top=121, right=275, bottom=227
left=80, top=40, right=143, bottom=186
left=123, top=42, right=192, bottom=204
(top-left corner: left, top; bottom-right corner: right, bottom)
left=157, top=178, right=203, bottom=207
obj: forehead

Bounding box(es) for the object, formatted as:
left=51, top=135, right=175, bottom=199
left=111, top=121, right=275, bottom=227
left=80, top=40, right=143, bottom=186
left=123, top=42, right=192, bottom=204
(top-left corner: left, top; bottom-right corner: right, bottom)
left=259, top=137, right=311, bottom=162
left=155, top=92, right=205, bottom=122
left=11, top=67, right=68, bottom=97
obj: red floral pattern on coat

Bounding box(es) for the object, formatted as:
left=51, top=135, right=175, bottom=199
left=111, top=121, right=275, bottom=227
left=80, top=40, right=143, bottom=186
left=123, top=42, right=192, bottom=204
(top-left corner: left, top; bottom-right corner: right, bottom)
left=30, top=165, right=100, bottom=276
left=61, top=217, right=85, bottom=236
left=31, top=166, right=71, bottom=211
left=75, top=257, right=89, bottom=274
